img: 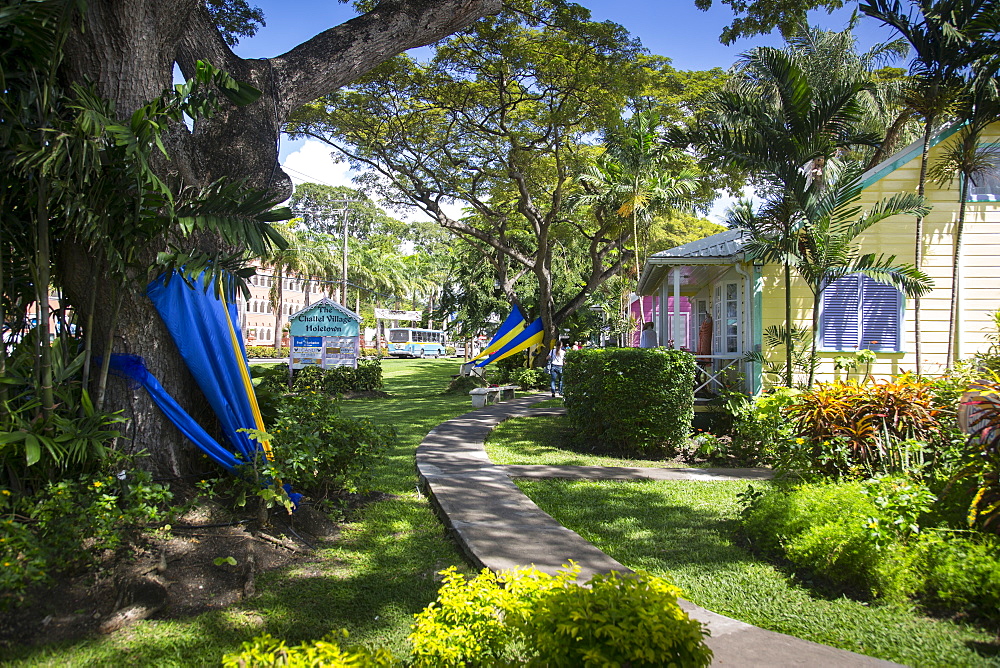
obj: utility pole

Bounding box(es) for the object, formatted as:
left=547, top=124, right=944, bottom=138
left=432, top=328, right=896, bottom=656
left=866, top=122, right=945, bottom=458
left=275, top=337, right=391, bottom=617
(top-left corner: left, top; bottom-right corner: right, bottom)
left=322, top=200, right=353, bottom=305
left=340, top=206, right=349, bottom=306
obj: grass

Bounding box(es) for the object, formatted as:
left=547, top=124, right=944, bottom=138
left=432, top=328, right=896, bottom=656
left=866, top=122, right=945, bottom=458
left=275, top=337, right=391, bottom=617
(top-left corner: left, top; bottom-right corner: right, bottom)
left=4, top=358, right=475, bottom=667
left=485, top=409, right=691, bottom=468
left=496, top=408, right=1000, bottom=666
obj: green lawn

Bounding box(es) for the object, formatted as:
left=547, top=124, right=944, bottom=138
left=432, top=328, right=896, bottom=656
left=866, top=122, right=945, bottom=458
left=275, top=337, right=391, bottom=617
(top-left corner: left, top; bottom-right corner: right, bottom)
left=4, top=358, right=474, bottom=667
left=496, top=411, right=999, bottom=667
left=485, top=408, right=692, bottom=468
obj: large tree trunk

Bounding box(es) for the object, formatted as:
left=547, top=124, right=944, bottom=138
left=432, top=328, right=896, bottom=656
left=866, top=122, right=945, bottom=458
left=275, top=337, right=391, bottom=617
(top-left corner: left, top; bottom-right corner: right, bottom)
left=57, top=0, right=500, bottom=476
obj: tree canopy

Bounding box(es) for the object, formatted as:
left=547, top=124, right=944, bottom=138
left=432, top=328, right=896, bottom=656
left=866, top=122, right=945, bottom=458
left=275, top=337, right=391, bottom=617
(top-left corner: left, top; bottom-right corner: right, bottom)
left=287, top=1, right=722, bottom=350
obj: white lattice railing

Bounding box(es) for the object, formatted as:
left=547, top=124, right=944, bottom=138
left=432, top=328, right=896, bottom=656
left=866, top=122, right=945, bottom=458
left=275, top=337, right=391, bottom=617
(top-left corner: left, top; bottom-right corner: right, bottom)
left=692, top=354, right=745, bottom=395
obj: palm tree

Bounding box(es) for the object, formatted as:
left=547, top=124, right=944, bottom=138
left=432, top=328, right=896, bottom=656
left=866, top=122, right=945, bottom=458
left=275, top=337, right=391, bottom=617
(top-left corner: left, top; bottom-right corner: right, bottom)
left=262, top=220, right=334, bottom=351
left=860, top=0, right=1000, bottom=373
left=698, top=43, right=880, bottom=385
left=350, top=237, right=410, bottom=353
left=793, top=172, right=932, bottom=385
left=579, top=111, right=700, bottom=281
left=928, top=75, right=1000, bottom=368
left=724, top=195, right=806, bottom=386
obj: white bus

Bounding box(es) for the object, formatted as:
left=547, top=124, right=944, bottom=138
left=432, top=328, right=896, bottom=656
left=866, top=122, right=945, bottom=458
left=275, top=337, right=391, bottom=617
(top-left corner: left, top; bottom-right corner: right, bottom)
left=387, top=327, right=447, bottom=358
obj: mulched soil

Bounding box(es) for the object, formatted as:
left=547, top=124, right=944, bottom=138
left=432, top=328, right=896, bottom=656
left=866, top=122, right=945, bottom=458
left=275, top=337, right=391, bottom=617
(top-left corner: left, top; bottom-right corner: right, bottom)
left=0, top=495, right=366, bottom=651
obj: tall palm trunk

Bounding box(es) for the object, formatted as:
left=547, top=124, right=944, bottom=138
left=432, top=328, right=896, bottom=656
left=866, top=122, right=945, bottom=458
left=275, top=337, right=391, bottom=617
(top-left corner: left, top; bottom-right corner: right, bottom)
left=784, top=257, right=793, bottom=387
left=947, top=177, right=970, bottom=370
left=35, top=176, right=54, bottom=419
left=913, top=119, right=934, bottom=375
left=808, top=289, right=821, bottom=388
left=273, top=269, right=284, bottom=352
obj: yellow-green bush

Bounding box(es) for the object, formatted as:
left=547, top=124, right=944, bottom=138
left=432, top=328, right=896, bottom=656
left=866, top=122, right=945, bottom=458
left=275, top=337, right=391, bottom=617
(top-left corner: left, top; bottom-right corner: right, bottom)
left=741, top=477, right=934, bottom=602
left=917, top=530, right=1000, bottom=625
left=221, top=631, right=396, bottom=667
left=409, top=565, right=578, bottom=667
left=522, top=569, right=713, bottom=667
left=408, top=565, right=711, bottom=667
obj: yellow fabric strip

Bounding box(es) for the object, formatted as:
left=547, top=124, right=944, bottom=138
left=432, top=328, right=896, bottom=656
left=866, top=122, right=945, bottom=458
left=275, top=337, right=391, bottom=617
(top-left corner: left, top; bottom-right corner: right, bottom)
left=487, top=329, right=544, bottom=365
left=220, top=280, right=272, bottom=460
left=470, top=320, right=526, bottom=362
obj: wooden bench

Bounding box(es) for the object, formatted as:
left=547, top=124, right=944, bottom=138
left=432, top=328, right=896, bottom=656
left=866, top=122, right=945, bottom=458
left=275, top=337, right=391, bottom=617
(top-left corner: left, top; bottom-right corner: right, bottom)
left=469, top=385, right=518, bottom=408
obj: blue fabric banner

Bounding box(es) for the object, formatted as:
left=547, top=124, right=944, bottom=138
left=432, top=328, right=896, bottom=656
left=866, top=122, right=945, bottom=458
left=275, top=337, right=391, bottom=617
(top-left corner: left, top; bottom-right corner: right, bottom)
left=106, top=354, right=246, bottom=471
left=146, top=274, right=264, bottom=468
left=475, top=317, right=544, bottom=367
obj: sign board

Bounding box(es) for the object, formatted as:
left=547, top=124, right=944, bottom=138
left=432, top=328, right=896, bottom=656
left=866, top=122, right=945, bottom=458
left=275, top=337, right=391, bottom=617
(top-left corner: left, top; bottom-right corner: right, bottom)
left=288, top=299, right=362, bottom=370
left=374, top=308, right=421, bottom=322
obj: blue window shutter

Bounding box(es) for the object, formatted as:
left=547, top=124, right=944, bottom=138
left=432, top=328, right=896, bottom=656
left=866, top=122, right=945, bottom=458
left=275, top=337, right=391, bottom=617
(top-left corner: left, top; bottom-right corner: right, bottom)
left=860, top=277, right=901, bottom=351
left=821, top=275, right=861, bottom=350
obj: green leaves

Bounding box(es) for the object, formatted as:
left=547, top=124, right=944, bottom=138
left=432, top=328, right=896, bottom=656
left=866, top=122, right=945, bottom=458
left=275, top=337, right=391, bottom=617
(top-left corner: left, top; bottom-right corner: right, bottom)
left=409, top=564, right=712, bottom=667
left=564, top=348, right=695, bottom=455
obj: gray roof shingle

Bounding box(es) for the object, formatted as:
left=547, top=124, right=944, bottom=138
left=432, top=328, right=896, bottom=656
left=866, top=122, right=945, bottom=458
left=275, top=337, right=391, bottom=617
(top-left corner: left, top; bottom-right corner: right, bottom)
left=649, top=228, right=745, bottom=261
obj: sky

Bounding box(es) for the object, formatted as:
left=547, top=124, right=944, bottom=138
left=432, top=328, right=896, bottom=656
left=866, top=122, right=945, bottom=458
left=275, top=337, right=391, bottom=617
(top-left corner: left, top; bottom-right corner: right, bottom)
left=233, top=0, right=905, bottom=222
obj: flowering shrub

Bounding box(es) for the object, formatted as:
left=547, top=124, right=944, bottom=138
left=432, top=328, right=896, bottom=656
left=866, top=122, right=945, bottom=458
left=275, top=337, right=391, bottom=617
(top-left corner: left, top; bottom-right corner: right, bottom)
left=0, top=468, right=173, bottom=610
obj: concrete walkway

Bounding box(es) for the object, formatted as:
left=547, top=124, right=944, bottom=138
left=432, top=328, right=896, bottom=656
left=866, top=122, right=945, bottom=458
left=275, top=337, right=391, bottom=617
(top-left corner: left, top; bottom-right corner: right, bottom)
left=416, top=395, right=899, bottom=667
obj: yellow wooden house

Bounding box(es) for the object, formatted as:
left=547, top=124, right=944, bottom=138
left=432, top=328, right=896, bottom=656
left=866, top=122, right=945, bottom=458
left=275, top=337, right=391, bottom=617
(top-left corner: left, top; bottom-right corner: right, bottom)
left=637, top=123, right=1000, bottom=392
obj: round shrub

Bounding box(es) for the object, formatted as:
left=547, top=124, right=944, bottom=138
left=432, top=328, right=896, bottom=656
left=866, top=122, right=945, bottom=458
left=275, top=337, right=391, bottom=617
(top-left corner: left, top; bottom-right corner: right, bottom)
left=409, top=565, right=711, bottom=667
left=522, top=569, right=712, bottom=667
left=221, top=631, right=396, bottom=667
left=563, top=348, right=694, bottom=457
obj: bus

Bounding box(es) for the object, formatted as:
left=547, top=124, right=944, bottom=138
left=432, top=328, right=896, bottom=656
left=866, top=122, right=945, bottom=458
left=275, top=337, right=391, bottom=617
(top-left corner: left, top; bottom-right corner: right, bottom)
left=387, top=327, right=448, bottom=358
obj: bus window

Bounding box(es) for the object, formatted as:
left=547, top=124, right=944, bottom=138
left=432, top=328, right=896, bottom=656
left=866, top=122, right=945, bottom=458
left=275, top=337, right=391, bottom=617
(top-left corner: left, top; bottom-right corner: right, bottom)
left=388, top=329, right=410, bottom=343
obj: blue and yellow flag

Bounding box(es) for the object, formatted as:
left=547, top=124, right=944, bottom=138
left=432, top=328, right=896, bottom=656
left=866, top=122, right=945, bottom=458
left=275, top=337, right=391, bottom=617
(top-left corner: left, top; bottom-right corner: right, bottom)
left=475, top=318, right=544, bottom=367
left=470, top=305, right=527, bottom=363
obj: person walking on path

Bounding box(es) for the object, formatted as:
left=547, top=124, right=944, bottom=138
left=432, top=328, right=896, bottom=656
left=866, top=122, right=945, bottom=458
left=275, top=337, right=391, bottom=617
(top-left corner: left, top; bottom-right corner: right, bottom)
left=547, top=342, right=566, bottom=397
left=639, top=321, right=657, bottom=348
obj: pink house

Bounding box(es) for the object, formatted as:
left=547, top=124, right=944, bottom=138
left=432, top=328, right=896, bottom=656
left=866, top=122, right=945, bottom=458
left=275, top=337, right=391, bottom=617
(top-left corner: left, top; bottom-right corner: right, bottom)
left=628, top=295, right=691, bottom=348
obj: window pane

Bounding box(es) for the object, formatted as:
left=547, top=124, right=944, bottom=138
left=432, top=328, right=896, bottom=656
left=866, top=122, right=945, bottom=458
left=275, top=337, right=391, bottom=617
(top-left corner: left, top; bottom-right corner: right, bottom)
left=821, top=275, right=861, bottom=350
left=860, top=278, right=901, bottom=351
left=968, top=171, right=1000, bottom=202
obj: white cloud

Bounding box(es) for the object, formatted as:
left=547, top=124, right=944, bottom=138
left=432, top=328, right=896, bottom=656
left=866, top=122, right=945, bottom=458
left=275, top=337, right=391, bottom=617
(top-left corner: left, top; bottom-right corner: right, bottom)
left=281, top=139, right=356, bottom=189
left=282, top=139, right=471, bottom=225
left=707, top=185, right=760, bottom=225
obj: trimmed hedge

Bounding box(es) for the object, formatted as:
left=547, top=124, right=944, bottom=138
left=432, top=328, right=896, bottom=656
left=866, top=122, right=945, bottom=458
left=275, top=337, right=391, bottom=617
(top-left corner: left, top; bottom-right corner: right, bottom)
left=246, top=346, right=289, bottom=358
left=247, top=346, right=384, bottom=359
left=563, top=348, right=694, bottom=456
left=291, top=360, right=383, bottom=395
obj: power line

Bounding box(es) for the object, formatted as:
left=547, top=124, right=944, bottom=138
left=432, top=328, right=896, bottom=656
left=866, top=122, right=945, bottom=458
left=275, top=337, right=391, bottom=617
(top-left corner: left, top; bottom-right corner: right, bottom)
left=249, top=271, right=409, bottom=303
left=281, top=164, right=344, bottom=189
